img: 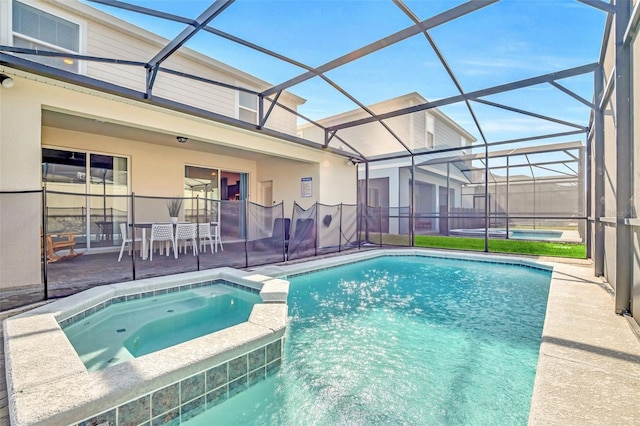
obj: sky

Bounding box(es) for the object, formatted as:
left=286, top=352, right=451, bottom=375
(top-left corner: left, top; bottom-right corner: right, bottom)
left=80, top=0, right=607, bottom=159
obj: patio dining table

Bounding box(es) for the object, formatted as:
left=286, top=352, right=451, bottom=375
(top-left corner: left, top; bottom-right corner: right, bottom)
left=130, top=222, right=220, bottom=260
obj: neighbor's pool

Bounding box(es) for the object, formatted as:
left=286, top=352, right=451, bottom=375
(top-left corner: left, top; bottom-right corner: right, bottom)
left=63, top=283, right=261, bottom=371
left=184, top=255, right=551, bottom=425
left=510, top=229, right=563, bottom=240
left=450, top=228, right=564, bottom=240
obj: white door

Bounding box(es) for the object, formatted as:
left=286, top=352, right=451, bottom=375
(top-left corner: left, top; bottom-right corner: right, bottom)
left=260, top=180, right=273, bottom=206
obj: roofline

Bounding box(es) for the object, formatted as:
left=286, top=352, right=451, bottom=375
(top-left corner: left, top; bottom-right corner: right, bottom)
left=298, top=91, right=476, bottom=141
left=416, top=140, right=584, bottom=166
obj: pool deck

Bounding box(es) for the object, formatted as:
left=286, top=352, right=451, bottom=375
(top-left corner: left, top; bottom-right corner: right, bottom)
left=529, top=258, right=640, bottom=424
left=1, top=249, right=639, bottom=425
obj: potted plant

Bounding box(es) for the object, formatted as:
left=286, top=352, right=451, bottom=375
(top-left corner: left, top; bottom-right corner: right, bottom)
left=167, top=198, right=183, bottom=224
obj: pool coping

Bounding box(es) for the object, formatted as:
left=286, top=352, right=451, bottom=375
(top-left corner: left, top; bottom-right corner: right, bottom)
left=3, top=268, right=289, bottom=426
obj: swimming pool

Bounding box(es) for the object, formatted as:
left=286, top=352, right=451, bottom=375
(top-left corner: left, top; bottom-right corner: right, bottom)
left=63, top=283, right=261, bottom=371
left=184, top=254, right=551, bottom=424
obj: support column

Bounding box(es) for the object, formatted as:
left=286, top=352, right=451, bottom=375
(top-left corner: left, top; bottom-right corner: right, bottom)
left=506, top=156, right=510, bottom=236
left=365, top=162, right=370, bottom=244
left=411, top=157, right=416, bottom=246
left=614, top=0, right=633, bottom=314
left=594, top=65, right=606, bottom=275
left=484, top=147, right=489, bottom=252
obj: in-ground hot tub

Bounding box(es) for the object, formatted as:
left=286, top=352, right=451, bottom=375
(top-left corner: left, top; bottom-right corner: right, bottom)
left=63, top=281, right=263, bottom=371
left=3, top=268, right=288, bottom=426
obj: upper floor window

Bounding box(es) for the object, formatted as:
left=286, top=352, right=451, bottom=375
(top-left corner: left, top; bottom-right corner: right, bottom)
left=426, top=114, right=435, bottom=149
left=12, top=0, right=79, bottom=72
left=238, top=90, right=258, bottom=124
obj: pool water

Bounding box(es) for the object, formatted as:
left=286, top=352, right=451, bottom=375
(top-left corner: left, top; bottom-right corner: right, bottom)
left=510, top=230, right=563, bottom=240
left=184, top=255, right=551, bottom=425
left=63, top=284, right=260, bottom=371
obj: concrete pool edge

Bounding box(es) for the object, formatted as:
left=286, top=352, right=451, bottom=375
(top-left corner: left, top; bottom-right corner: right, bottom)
left=528, top=261, right=640, bottom=424
left=3, top=268, right=289, bottom=426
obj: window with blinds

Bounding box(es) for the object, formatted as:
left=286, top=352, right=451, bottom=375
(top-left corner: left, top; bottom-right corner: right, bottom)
left=12, top=0, right=80, bottom=72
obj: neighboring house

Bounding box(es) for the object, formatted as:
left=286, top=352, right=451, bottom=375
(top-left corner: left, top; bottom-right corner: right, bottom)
left=425, top=141, right=586, bottom=235
left=0, top=0, right=356, bottom=288
left=298, top=92, right=477, bottom=235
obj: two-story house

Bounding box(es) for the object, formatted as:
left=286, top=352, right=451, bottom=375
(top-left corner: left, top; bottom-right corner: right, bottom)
left=298, top=92, right=476, bottom=236
left=0, top=0, right=357, bottom=288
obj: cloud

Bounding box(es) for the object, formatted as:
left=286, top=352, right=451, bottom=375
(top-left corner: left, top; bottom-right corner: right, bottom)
left=455, top=55, right=589, bottom=77
left=479, top=117, right=576, bottom=135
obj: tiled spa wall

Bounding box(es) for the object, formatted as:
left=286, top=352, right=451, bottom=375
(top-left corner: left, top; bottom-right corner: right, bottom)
left=76, top=338, right=283, bottom=426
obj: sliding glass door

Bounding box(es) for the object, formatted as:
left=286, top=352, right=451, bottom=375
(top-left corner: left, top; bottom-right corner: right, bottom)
left=42, top=148, right=129, bottom=249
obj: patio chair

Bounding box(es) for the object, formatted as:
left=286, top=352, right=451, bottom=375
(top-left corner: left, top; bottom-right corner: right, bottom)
left=249, top=218, right=290, bottom=253
left=117, top=223, right=143, bottom=262
left=175, top=223, right=197, bottom=257
left=198, top=223, right=215, bottom=254
left=288, top=218, right=316, bottom=255
left=41, top=227, right=82, bottom=264
left=213, top=222, right=224, bottom=252
left=148, top=223, right=177, bottom=260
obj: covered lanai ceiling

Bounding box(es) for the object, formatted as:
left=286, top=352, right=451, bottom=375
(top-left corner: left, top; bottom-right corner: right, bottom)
left=1, top=0, right=609, bottom=162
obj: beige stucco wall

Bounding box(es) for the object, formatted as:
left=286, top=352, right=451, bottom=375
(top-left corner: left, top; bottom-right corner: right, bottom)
left=0, top=72, right=354, bottom=288
left=42, top=127, right=258, bottom=198
left=0, top=72, right=43, bottom=289
left=256, top=155, right=357, bottom=217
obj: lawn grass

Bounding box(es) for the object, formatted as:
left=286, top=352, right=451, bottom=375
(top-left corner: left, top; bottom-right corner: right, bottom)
left=383, top=234, right=586, bottom=259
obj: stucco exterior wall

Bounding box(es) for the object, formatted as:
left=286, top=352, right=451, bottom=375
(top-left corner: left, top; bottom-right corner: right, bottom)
left=0, top=73, right=352, bottom=288
left=0, top=72, right=43, bottom=288
left=255, top=155, right=356, bottom=217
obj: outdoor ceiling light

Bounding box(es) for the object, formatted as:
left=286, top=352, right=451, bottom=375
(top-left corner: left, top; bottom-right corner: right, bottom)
left=0, top=75, right=14, bottom=89
left=176, top=136, right=188, bottom=143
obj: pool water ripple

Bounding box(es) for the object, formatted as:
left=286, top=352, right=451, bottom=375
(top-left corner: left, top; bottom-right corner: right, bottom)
left=184, top=255, right=550, bottom=425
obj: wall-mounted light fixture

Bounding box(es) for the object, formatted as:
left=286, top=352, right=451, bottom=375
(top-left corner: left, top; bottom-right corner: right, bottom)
left=0, top=75, right=15, bottom=89
left=176, top=136, right=188, bottom=143
left=347, top=158, right=358, bottom=166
